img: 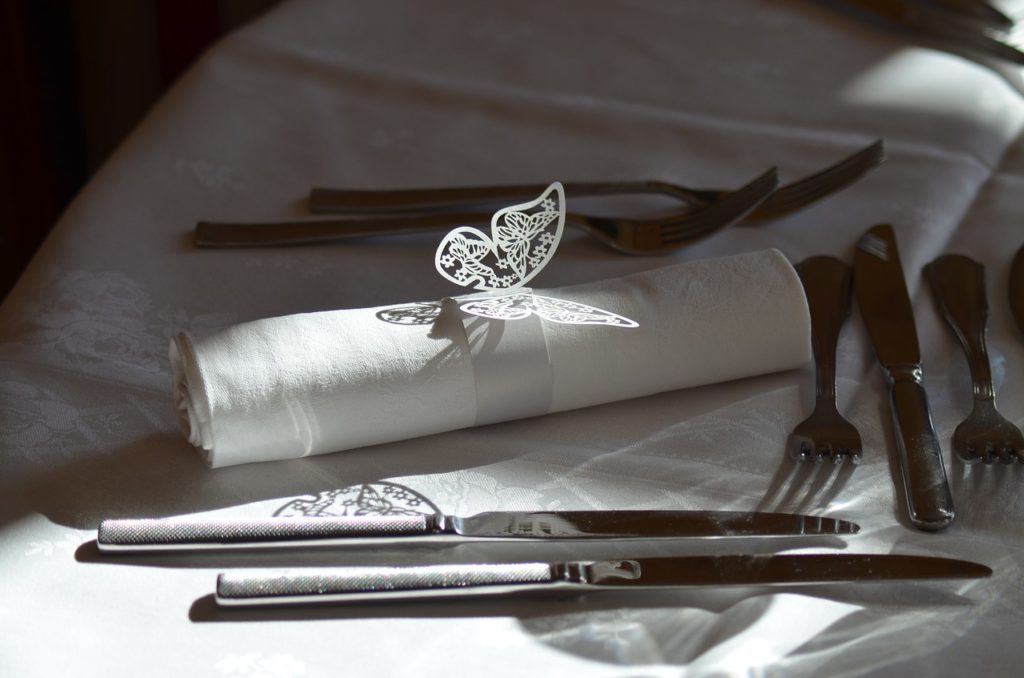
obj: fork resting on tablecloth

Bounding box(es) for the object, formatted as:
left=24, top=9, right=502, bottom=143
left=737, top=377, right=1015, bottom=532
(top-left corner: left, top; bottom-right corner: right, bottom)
left=196, top=168, right=780, bottom=255
left=306, top=140, right=885, bottom=223
left=925, top=254, right=1024, bottom=463
left=789, top=256, right=862, bottom=463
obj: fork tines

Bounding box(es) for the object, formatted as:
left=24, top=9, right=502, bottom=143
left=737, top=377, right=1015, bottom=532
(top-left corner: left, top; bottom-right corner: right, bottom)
left=746, top=139, right=885, bottom=223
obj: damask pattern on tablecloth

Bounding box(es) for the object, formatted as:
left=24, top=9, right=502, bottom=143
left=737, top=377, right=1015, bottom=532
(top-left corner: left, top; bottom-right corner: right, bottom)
left=0, top=269, right=234, bottom=465
left=3, top=269, right=235, bottom=385
left=0, top=378, right=175, bottom=465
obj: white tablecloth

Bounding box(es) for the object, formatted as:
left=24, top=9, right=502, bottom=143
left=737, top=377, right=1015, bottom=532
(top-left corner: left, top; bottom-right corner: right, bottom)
left=3, top=1, right=1024, bottom=675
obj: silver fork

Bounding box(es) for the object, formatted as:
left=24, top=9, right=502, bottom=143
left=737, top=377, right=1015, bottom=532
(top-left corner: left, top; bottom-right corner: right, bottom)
left=307, top=140, right=885, bottom=225
left=925, top=254, right=1024, bottom=464
left=195, top=168, right=778, bottom=256
left=789, top=256, right=862, bottom=463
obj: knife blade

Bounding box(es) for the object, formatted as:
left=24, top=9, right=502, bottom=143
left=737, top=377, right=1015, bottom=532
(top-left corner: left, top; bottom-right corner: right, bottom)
left=1009, top=243, right=1024, bottom=337
left=214, top=553, right=991, bottom=606
left=96, top=510, right=859, bottom=553
left=854, top=224, right=954, bottom=531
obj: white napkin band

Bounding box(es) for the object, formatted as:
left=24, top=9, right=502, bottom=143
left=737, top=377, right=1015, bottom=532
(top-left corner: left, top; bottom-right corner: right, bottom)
left=442, top=295, right=555, bottom=426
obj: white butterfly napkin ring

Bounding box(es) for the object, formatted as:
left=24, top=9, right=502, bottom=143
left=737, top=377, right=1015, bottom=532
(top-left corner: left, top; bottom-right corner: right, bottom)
left=434, top=182, right=637, bottom=328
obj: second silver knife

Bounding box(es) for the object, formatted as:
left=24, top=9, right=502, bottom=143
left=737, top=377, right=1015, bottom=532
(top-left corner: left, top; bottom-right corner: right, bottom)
left=215, top=553, right=990, bottom=606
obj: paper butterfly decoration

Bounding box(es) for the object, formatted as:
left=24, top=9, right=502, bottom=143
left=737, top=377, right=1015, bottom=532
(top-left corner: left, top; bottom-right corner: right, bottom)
left=434, top=182, right=638, bottom=328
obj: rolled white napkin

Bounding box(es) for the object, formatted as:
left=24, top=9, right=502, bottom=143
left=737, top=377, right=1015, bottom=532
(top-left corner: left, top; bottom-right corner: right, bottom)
left=171, top=249, right=811, bottom=467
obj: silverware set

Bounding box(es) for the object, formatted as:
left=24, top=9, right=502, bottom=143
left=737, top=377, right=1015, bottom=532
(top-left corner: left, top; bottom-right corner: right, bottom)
left=790, top=226, right=956, bottom=530
left=789, top=227, right=1024, bottom=532
left=103, top=225, right=1021, bottom=598
left=194, top=140, right=885, bottom=254
left=164, top=139, right=1017, bottom=606
left=95, top=508, right=990, bottom=607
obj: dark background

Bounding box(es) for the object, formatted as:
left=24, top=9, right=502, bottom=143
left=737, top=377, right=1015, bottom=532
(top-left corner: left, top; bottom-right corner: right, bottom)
left=0, top=0, right=278, bottom=301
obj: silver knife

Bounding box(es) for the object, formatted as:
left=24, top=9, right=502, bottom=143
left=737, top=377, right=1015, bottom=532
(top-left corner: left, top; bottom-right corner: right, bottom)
left=214, top=553, right=991, bottom=606
left=1009, top=243, right=1024, bottom=337
left=96, top=510, right=859, bottom=553
left=854, top=224, right=955, bottom=531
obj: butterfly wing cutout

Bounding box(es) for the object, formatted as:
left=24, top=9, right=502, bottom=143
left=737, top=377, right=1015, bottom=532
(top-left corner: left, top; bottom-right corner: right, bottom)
left=460, top=293, right=638, bottom=328
left=458, top=293, right=535, bottom=320
left=436, top=181, right=636, bottom=328
left=435, top=227, right=498, bottom=289
left=435, top=182, right=565, bottom=290
left=494, top=208, right=561, bottom=279
left=530, top=295, right=638, bottom=327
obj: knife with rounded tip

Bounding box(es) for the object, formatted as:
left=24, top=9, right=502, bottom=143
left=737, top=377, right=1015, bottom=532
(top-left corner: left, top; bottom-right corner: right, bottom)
left=214, top=553, right=991, bottom=606
left=1009, top=243, right=1024, bottom=338
left=853, top=224, right=954, bottom=531
left=96, top=510, right=859, bottom=553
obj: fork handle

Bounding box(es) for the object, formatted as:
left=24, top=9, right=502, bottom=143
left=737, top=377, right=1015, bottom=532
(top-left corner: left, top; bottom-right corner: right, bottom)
left=924, top=255, right=994, bottom=400
left=194, top=212, right=493, bottom=247
left=308, top=181, right=706, bottom=214
left=796, top=256, right=852, bottom=403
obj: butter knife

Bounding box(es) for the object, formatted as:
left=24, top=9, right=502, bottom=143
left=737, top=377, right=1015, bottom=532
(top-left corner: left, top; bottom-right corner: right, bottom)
left=1009, top=243, right=1024, bottom=337
left=97, top=510, right=859, bottom=553
left=854, top=224, right=955, bottom=531
left=214, top=553, right=991, bottom=606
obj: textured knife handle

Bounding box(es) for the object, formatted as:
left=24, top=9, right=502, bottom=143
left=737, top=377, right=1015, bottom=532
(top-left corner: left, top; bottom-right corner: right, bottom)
left=216, top=562, right=558, bottom=606
left=887, top=370, right=955, bottom=530
left=97, top=515, right=436, bottom=552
